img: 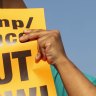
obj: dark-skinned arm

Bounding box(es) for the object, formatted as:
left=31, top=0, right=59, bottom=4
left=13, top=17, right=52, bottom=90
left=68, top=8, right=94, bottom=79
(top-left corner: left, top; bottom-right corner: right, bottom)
left=1, top=1, right=96, bottom=95
left=19, top=29, right=96, bottom=96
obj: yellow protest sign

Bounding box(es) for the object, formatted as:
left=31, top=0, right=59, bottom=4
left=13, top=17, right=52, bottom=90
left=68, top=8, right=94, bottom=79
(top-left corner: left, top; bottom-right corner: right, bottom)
left=0, top=9, right=57, bottom=96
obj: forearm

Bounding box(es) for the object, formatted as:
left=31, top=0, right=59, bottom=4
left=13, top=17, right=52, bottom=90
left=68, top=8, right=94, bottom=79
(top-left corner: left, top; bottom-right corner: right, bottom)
left=0, top=0, right=26, bottom=8
left=55, top=56, right=96, bottom=96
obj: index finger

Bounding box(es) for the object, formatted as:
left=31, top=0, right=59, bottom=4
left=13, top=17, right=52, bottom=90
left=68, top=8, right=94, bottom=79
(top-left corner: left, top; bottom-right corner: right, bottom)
left=19, top=30, right=49, bottom=43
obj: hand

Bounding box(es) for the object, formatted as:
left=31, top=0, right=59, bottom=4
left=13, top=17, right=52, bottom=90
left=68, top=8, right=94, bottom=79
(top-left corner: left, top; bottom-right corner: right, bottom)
left=19, top=29, right=67, bottom=65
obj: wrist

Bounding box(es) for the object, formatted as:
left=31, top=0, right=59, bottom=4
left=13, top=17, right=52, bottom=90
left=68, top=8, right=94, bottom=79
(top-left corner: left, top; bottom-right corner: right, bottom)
left=54, top=55, right=69, bottom=68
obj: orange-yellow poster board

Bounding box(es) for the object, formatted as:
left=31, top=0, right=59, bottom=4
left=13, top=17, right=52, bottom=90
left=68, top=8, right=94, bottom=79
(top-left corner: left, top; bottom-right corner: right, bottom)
left=0, top=9, right=57, bottom=96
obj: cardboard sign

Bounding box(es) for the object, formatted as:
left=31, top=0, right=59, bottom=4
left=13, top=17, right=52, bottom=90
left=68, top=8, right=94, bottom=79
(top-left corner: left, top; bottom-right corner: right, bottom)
left=0, top=9, right=57, bottom=96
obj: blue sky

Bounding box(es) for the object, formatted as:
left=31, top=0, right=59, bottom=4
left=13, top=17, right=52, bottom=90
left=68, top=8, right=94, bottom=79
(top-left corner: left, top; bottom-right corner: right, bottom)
left=24, top=0, right=96, bottom=77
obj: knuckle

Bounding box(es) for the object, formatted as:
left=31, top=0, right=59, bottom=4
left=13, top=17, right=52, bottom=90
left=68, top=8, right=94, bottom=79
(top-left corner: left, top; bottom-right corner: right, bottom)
left=37, top=38, right=42, bottom=43
left=54, top=30, right=60, bottom=35
left=53, top=30, right=60, bottom=38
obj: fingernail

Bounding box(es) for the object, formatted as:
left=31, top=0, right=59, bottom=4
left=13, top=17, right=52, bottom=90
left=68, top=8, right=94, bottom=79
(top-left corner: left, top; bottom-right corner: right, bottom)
left=19, top=36, right=24, bottom=40
left=35, top=53, right=41, bottom=63
left=36, top=53, right=40, bottom=59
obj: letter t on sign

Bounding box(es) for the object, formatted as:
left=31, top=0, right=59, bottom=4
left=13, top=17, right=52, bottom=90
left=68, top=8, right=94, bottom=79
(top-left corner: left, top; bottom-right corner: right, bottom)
left=12, top=50, right=31, bottom=81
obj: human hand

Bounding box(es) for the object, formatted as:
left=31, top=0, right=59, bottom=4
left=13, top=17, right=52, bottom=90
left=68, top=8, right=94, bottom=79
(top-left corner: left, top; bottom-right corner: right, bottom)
left=19, top=29, right=67, bottom=65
